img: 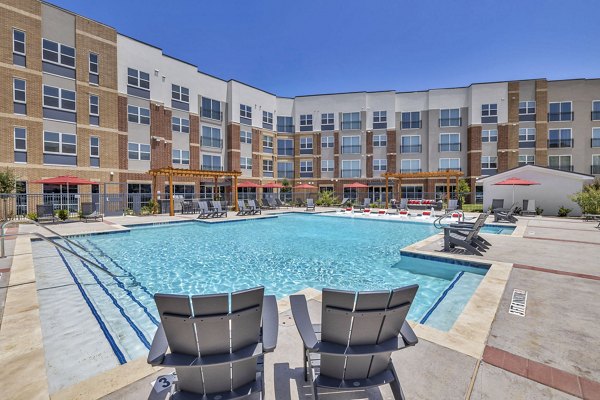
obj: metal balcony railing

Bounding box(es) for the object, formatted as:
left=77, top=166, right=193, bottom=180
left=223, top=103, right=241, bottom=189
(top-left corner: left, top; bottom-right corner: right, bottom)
left=591, top=165, right=600, bottom=174
left=437, top=167, right=462, bottom=172
left=401, top=120, right=422, bottom=129
left=439, top=117, right=462, bottom=127
left=549, top=165, right=574, bottom=172
left=592, top=111, right=600, bottom=121
left=438, top=143, right=462, bottom=152
left=547, top=112, right=574, bottom=122
left=201, top=137, right=223, bottom=148
left=341, top=169, right=361, bottom=178
left=548, top=139, right=573, bottom=148
left=341, top=121, right=361, bottom=130
left=201, top=165, right=223, bottom=171
left=201, top=108, right=223, bottom=121
left=400, top=144, right=422, bottom=153
left=276, top=124, right=295, bottom=133
left=591, top=138, right=600, bottom=148
left=341, top=145, right=361, bottom=154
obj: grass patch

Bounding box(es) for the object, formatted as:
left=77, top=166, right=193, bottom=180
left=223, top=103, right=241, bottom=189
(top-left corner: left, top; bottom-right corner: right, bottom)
left=461, top=203, right=484, bottom=212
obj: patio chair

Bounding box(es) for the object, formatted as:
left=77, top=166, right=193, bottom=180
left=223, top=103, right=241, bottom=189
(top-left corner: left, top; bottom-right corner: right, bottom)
left=494, top=203, right=518, bottom=223
left=443, top=223, right=487, bottom=256
left=266, top=197, right=279, bottom=209
left=334, top=197, right=350, bottom=207
left=197, top=201, right=216, bottom=219
left=359, top=197, right=371, bottom=210
left=237, top=200, right=253, bottom=216
left=148, top=287, right=278, bottom=400
left=211, top=201, right=228, bottom=218
left=80, top=202, right=103, bottom=222
left=290, top=285, right=419, bottom=400
left=446, top=199, right=459, bottom=211
left=398, top=198, right=408, bottom=210
left=522, top=199, right=536, bottom=216
left=36, top=204, right=56, bottom=223
left=491, top=199, right=504, bottom=210
left=247, top=199, right=262, bottom=215
left=258, top=198, right=275, bottom=210
left=275, top=198, right=289, bottom=208
left=449, top=211, right=491, bottom=249
left=306, top=198, right=316, bottom=212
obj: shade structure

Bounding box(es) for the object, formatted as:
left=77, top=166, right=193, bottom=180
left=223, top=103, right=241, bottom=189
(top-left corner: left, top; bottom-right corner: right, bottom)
left=493, top=177, right=540, bottom=203
left=237, top=181, right=261, bottom=188
left=262, top=182, right=284, bottom=189
left=294, top=183, right=317, bottom=190
left=343, top=182, right=369, bottom=189
left=32, top=175, right=97, bottom=185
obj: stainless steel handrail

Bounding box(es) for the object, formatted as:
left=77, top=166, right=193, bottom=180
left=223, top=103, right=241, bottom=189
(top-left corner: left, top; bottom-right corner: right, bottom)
left=433, top=210, right=464, bottom=229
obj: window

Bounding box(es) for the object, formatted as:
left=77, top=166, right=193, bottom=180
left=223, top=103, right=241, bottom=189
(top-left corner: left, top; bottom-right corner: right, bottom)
left=592, top=155, right=600, bottom=174
left=127, top=68, right=150, bottom=90
left=401, top=159, right=420, bottom=173
left=519, top=101, right=536, bottom=115
left=43, top=85, right=76, bottom=111
left=202, top=155, right=222, bottom=171
left=481, top=129, right=498, bottom=143
left=439, top=133, right=461, bottom=152
left=167, top=184, right=195, bottom=200
left=400, top=135, right=421, bottom=153
left=202, top=97, right=221, bottom=120
left=373, top=159, right=387, bottom=172
left=263, top=159, right=273, bottom=176
left=548, top=128, right=573, bottom=148
left=481, top=156, right=497, bottom=169
left=13, top=78, right=26, bottom=114
left=276, top=116, right=293, bottom=132
left=300, top=137, right=313, bottom=154
left=44, top=131, right=76, bottom=154
left=439, top=158, right=460, bottom=171
left=13, top=29, right=25, bottom=55
left=321, top=113, right=334, bottom=129
left=481, top=103, right=497, bottom=117
left=373, top=111, right=387, bottom=128
left=201, top=126, right=222, bottom=148
left=548, top=155, right=572, bottom=171
left=128, top=142, right=150, bottom=160
left=300, top=114, right=313, bottom=131
left=518, top=154, right=535, bottom=166
left=89, top=53, right=98, bottom=84
left=341, top=136, right=361, bottom=153
left=300, top=160, right=313, bottom=177
left=401, top=112, right=421, bottom=129
left=240, top=130, right=252, bottom=144
left=592, top=101, right=600, bottom=121
left=277, top=139, right=293, bottom=156
left=263, top=135, right=274, bottom=153
left=172, top=149, right=190, bottom=165
left=240, top=157, right=252, bottom=170
left=341, top=112, right=361, bottom=130
left=519, top=128, right=536, bottom=148
left=262, top=111, right=273, bottom=124
left=592, top=128, right=600, bottom=148
left=278, top=162, right=294, bottom=179
left=128, top=105, right=150, bottom=124
left=341, top=160, right=360, bottom=178
left=548, top=102, right=573, bottom=121
left=89, top=95, right=99, bottom=125
left=14, top=127, right=27, bottom=163
left=42, top=39, right=75, bottom=68
left=240, top=104, right=252, bottom=119
left=90, top=136, right=99, bottom=167
left=171, top=84, right=189, bottom=103
left=172, top=117, right=190, bottom=133
left=401, top=185, right=423, bottom=200
left=321, top=136, right=334, bottom=148
left=321, top=160, right=334, bottom=172
left=373, top=134, right=387, bottom=147
left=440, top=108, right=461, bottom=127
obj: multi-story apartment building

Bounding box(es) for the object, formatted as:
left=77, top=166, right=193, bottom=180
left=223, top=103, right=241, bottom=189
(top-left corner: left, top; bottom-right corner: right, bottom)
left=2, top=0, right=599, bottom=208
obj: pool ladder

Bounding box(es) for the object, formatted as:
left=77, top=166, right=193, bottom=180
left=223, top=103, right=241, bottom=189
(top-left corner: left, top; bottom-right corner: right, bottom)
left=433, top=210, right=464, bottom=229
left=0, top=219, right=116, bottom=277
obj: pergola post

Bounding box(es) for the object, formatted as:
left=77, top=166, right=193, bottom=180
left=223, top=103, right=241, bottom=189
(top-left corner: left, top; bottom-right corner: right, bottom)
left=446, top=175, right=451, bottom=202
left=233, top=175, right=238, bottom=211
left=151, top=174, right=157, bottom=202
left=385, top=175, right=389, bottom=209
left=169, top=172, right=174, bottom=216
left=213, top=176, right=218, bottom=200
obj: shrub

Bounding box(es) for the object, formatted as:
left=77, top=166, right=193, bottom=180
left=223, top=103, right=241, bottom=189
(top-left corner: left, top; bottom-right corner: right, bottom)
left=26, top=212, right=38, bottom=222
left=56, top=209, right=69, bottom=221
left=570, top=179, right=600, bottom=215
left=315, top=191, right=339, bottom=206
left=461, top=203, right=484, bottom=213
left=535, top=207, right=544, bottom=216
left=558, top=206, right=571, bottom=217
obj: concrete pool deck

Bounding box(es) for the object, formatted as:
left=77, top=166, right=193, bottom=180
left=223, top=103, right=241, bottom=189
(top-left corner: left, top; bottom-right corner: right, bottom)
left=0, top=211, right=599, bottom=399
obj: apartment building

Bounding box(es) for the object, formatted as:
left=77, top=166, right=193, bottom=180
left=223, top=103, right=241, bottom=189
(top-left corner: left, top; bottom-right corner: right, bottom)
left=2, top=0, right=599, bottom=206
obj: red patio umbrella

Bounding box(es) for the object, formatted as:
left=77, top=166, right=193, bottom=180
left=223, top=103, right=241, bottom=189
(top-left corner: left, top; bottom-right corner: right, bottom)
left=494, top=177, right=540, bottom=203
left=294, top=183, right=317, bottom=190
left=343, top=182, right=369, bottom=188
left=32, top=175, right=98, bottom=210
left=262, top=182, right=284, bottom=189
left=237, top=181, right=261, bottom=188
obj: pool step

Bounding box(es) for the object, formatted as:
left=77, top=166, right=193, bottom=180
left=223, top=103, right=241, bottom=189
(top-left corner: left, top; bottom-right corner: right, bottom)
left=420, top=271, right=484, bottom=331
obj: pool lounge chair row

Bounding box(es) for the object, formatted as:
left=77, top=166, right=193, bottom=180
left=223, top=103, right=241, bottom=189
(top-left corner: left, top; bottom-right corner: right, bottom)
left=443, top=211, right=492, bottom=256
left=148, top=284, right=419, bottom=400
left=237, top=199, right=262, bottom=215
left=197, top=201, right=227, bottom=219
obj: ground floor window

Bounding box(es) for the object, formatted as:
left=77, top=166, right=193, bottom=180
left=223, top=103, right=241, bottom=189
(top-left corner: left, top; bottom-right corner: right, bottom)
left=127, top=183, right=152, bottom=210
left=435, top=184, right=457, bottom=200
left=368, top=186, right=393, bottom=203
left=319, top=185, right=334, bottom=192
left=401, top=185, right=423, bottom=200
left=200, top=185, right=225, bottom=200
left=238, top=187, right=256, bottom=200
left=165, top=184, right=195, bottom=200
left=16, top=181, right=27, bottom=216
left=475, top=186, right=484, bottom=204
left=43, top=183, right=78, bottom=212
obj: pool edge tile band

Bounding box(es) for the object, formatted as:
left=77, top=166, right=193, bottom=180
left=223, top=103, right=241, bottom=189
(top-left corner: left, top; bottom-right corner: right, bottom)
left=400, top=250, right=492, bottom=270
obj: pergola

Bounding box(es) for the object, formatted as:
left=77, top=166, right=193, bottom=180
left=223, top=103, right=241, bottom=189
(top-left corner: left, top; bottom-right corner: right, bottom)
left=148, top=167, right=242, bottom=216
left=382, top=170, right=464, bottom=208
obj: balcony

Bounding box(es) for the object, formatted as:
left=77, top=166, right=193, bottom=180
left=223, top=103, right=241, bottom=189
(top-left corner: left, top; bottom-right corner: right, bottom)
left=547, top=112, right=574, bottom=122
left=592, top=111, right=600, bottom=121
left=299, top=147, right=313, bottom=155
left=201, top=108, right=223, bottom=121
left=438, top=167, right=462, bottom=172
left=548, top=139, right=573, bottom=148
left=439, top=117, right=462, bottom=127
left=591, top=165, right=600, bottom=174
left=201, top=165, right=223, bottom=171
left=401, top=120, right=422, bottom=130
left=400, top=168, right=422, bottom=173
left=400, top=144, right=422, bottom=153
left=549, top=165, right=574, bottom=172
left=341, top=145, right=361, bottom=154
left=438, top=143, right=462, bottom=152
left=341, top=169, right=361, bottom=178
left=277, top=124, right=295, bottom=133
left=201, top=137, right=223, bottom=148
left=341, top=121, right=361, bottom=130
left=592, top=138, right=600, bottom=148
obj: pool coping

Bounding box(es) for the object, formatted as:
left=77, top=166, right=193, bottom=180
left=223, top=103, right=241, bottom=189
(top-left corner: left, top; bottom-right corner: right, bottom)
left=0, top=214, right=512, bottom=399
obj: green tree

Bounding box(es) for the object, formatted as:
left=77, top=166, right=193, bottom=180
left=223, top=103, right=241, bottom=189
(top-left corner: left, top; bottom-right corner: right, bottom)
left=457, top=179, right=471, bottom=206
left=0, top=168, right=17, bottom=194
left=280, top=179, right=291, bottom=193
left=570, top=179, right=600, bottom=215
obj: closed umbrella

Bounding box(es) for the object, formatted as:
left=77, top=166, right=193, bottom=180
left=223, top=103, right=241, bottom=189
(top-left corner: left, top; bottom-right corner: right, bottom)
left=493, top=177, right=540, bottom=204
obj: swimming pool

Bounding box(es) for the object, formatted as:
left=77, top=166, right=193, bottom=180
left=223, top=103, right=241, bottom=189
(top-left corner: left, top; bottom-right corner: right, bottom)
left=40, top=214, right=490, bottom=362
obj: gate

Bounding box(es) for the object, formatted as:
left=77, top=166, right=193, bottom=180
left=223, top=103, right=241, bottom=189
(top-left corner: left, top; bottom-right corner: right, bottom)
left=103, top=182, right=126, bottom=217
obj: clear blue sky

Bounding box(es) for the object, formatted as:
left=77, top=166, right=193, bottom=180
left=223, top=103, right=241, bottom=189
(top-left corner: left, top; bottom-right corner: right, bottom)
left=50, top=0, right=600, bottom=97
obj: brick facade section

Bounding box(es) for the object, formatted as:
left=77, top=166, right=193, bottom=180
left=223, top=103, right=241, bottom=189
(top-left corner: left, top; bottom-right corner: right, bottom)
left=150, top=103, right=172, bottom=141
left=333, top=131, right=340, bottom=177
left=386, top=129, right=397, bottom=173
left=189, top=115, right=200, bottom=169
left=467, top=126, right=482, bottom=178
left=366, top=131, right=373, bottom=178
left=497, top=124, right=509, bottom=172
left=535, top=79, right=549, bottom=166
left=0, top=2, right=42, bottom=73
left=227, top=123, right=240, bottom=171
left=118, top=134, right=128, bottom=170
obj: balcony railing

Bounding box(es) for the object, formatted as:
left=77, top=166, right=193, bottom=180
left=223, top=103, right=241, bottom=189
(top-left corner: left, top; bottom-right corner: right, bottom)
left=277, top=124, right=295, bottom=133
left=401, top=120, right=422, bottom=129
left=438, top=167, right=462, bottom=172
left=277, top=171, right=294, bottom=179
left=201, top=108, right=223, bottom=121
left=201, top=165, right=223, bottom=171
left=341, top=121, right=361, bottom=130
left=299, top=147, right=313, bottom=155
left=439, top=117, right=462, bottom=127
left=277, top=148, right=294, bottom=156
left=400, top=144, right=422, bottom=153
left=548, top=139, right=573, bottom=148
left=201, top=137, right=223, bottom=148
left=591, top=165, right=600, bottom=174
left=519, top=141, right=536, bottom=149
left=341, top=145, right=361, bottom=154
left=548, top=112, right=574, bottom=122
left=438, top=143, right=462, bottom=152
left=549, top=165, right=574, bottom=172
left=592, top=138, right=600, bottom=148
left=341, top=169, right=361, bottom=178
left=592, top=111, right=600, bottom=121
left=400, top=168, right=422, bottom=173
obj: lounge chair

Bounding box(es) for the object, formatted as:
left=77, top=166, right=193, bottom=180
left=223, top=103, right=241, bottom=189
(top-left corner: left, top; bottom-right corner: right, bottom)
left=359, top=197, right=371, bottom=210
left=446, top=199, right=459, bottom=211
left=305, top=198, right=316, bottom=212
left=522, top=199, right=536, bottom=216
left=398, top=198, right=408, bottom=211
left=247, top=199, right=262, bottom=215
left=211, top=201, right=227, bottom=218
left=258, top=198, right=275, bottom=210
left=197, top=201, right=216, bottom=219
left=290, top=286, right=419, bottom=400
left=491, top=199, right=504, bottom=211
left=449, top=211, right=491, bottom=249
left=266, top=197, right=279, bottom=209
left=443, top=223, right=487, bottom=256
left=334, top=197, right=350, bottom=207
left=80, top=202, right=103, bottom=222
left=148, top=287, right=278, bottom=400
left=494, top=203, right=518, bottom=223
left=274, top=198, right=289, bottom=208
left=36, top=204, right=56, bottom=223
left=237, top=200, right=253, bottom=216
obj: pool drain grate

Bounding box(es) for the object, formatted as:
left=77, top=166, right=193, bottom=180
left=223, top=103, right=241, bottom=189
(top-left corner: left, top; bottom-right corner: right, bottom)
left=509, top=289, right=527, bottom=317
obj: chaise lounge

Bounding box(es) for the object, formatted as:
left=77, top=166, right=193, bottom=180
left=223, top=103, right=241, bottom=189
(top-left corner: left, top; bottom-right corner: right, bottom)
left=80, top=202, right=103, bottom=222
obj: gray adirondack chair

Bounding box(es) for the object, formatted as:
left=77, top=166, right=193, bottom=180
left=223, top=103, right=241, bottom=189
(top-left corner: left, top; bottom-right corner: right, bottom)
left=247, top=199, right=262, bottom=215
left=306, top=198, right=316, bottom=211
left=80, top=202, right=103, bottom=222
left=494, top=203, right=518, bottom=223
left=237, top=200, right=252, bottom=215
left=210, top=200, right=227, bottom=218
left=148, top=287, right=278, bottom=399
left=196, top=201, right=216, bottom=219
left=491, top=199, right=504, bottom=210
left=443, top=222, right=487, bottom=256
left=522, top=199, right=536, bottom=216
left=448, top=211, right=491, bottom=249
left=290, top=286, right=419, bottom=399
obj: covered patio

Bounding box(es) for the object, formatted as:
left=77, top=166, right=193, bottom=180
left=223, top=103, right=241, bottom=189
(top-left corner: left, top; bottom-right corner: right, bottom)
left=382, top=170, right=464, bottom=208
left=148, top=167, right=242, bottom=215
